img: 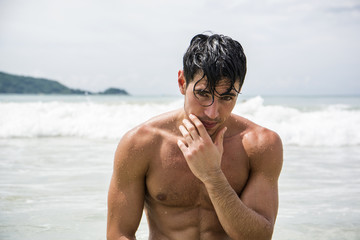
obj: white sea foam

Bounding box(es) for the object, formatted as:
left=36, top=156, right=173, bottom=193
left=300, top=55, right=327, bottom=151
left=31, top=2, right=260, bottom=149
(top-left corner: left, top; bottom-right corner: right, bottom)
left=0, top=100, right=182, bottom=140
left=233, top=96, right=360, bottom=147
left=0, top=96, right=359, bottom=146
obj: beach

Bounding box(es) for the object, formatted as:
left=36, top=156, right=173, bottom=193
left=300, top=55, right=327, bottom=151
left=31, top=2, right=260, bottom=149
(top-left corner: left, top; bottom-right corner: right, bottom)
left=0, top=94, right=359, bottom=239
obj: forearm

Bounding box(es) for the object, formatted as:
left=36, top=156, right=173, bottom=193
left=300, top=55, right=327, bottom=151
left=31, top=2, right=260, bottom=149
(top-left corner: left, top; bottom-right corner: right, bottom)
left=203, top=170, right=273, bottom=240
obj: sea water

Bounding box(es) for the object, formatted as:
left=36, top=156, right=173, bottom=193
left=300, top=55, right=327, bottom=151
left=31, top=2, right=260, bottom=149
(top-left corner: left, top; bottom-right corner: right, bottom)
left=0, top=94, right=359, bottom=240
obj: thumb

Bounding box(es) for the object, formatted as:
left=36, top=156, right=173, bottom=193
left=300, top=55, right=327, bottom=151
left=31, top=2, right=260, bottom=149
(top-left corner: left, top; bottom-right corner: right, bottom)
left=214, top=127, right=227, bottom=148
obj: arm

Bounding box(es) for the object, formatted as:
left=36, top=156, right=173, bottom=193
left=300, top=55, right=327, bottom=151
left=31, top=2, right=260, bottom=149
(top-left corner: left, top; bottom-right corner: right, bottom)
left=177, top=114, right=283, bottom=240
left=203, top=130, right=282, bottom=240
left=107, top=131, right=149, bottom=240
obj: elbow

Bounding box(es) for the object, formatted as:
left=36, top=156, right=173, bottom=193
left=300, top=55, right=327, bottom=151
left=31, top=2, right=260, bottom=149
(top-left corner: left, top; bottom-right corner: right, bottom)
left=257, top=220, right=274, bottom=240
left=233, top=221, right=274, bottom=240
left=106, top=230, right=119, bottom=240
left=107, top=236, right=136, bottom=240
left=252, top=219, right=274, bottom=240
left=107, top=231, right=136, bottom=240
left=263, top=222, right=274, bottom=240
left=254, top=214, right=275, bottom=240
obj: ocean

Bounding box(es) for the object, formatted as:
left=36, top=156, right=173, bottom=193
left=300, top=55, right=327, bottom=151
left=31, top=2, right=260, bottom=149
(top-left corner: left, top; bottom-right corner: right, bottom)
left=0, top=94, right=359, bottom=240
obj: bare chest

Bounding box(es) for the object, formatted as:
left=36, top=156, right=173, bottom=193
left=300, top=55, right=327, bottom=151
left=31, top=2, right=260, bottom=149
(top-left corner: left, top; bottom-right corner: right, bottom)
left=145, top=137, right=250, bottom=208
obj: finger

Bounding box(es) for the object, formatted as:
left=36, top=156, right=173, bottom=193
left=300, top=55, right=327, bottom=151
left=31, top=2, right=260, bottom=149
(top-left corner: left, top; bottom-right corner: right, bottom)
left=188, top=114, right=209, bottom=139
left=182, top=118, right=200, bottom=140
left=177, top=139, right=188, bottom=154
left=179, top=124, right=193, bottom=143
left=214, top=127, right=227, bottom=148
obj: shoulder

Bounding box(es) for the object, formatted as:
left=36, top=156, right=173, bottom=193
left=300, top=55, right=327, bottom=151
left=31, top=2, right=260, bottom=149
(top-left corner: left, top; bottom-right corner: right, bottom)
left=231, top=114, right=283, bottom=176
left=112, top=111, right=175, bottom=177
left=244, top=124, right=282, bottom=157
left=116, top=109, right=180, bottom=160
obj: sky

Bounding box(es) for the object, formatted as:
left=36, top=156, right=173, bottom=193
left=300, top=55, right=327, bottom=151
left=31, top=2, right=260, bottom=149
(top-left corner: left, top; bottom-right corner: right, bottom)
left=0, top=0, right=359, bottom=96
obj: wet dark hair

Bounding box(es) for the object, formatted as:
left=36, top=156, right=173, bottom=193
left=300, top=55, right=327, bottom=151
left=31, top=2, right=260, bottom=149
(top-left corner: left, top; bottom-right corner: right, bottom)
left=183, top=33, right=247, bottom=93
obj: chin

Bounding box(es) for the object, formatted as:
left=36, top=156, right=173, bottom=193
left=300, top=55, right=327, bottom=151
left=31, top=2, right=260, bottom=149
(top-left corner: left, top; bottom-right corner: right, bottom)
left=206, top=128, right=218, bottom=137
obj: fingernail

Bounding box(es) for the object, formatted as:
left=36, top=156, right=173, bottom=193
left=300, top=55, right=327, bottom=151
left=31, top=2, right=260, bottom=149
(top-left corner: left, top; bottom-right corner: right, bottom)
left=223, top=127, right=227, bottom=134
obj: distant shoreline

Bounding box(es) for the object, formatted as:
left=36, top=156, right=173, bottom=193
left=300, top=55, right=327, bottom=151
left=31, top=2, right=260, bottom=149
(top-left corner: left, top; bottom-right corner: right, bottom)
left=0, top=71, right=129, bottom=95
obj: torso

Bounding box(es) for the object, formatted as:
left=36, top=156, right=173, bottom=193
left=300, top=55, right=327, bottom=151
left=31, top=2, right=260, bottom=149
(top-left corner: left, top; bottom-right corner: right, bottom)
left=140, top=109, right=254, bottom=240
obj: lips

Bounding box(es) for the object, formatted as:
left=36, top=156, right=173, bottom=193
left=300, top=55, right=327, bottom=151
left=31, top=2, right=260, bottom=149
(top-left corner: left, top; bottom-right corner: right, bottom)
left=201, top=120, right=217, bottom=129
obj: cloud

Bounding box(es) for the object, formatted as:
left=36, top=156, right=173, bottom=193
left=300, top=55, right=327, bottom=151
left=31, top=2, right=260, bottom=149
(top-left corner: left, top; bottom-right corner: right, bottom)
left=0, top=0, right=359, bottom=95
left=326, top=3, right=360, bottom=13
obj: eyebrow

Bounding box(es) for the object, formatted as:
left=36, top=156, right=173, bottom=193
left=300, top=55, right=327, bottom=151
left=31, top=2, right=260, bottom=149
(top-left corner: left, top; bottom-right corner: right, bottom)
left=194, top=88, right=238, bottom=96
left=215, top=88, right=238, bottom=96
left=193, top=88, right=212, bottom=94
left=219, top=92, right=237, bottom=96
left=214, top=92, right=237, bottom=99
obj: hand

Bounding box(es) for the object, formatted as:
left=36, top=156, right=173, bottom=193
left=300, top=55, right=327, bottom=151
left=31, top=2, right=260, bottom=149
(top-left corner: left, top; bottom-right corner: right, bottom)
left=177, top=114, right=227, bottom=182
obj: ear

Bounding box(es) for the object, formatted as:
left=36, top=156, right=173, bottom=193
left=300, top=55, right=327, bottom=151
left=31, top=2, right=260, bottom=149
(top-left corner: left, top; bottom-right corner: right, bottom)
left=178, top=70, right=186, bottom=95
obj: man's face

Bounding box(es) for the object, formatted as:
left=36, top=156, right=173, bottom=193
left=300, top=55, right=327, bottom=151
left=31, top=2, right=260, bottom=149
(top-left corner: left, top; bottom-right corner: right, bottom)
left=178, top=71, right=240, bottom=137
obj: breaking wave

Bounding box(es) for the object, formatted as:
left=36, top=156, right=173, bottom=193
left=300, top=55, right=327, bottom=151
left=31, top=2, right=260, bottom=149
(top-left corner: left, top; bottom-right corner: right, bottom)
left=1, top=96, right=359, bottom=146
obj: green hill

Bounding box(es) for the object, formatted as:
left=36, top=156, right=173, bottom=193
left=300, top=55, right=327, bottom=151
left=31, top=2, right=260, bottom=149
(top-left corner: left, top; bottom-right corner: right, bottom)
left=0, top=71, right=129, bottom=95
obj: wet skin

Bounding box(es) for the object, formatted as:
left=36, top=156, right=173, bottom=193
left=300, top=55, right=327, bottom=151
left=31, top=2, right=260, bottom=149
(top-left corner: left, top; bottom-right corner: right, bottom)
left=144, top=111, right=250, bottom=240
left=107, top=71, right=283, bottom=240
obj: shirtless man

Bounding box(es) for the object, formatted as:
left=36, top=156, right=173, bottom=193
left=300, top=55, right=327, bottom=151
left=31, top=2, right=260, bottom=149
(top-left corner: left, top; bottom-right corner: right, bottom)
left=107, top=33, right=283, bottom=240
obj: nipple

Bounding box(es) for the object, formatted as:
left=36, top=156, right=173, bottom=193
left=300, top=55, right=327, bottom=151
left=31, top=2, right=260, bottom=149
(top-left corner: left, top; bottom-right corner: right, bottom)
left=156, top=193, right=167, bottom=201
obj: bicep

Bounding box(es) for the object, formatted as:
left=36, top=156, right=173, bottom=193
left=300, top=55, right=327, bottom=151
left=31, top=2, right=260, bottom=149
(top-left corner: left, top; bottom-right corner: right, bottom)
left=107, top=173, right=145, bottom=239
left=107, top=137, right=148, bottom=239
left=240, top=171, right=279, bottom=225
left=240, top=131, right=283, bottom=225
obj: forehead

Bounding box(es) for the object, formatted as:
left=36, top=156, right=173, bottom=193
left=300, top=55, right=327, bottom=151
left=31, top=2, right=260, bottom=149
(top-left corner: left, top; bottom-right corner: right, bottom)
left=192, top=74, right=240, bottom=94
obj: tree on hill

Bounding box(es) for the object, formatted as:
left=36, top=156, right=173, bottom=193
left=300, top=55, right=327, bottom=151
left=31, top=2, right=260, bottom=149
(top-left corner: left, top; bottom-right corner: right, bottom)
left=0, top=71, right=129, bottom=95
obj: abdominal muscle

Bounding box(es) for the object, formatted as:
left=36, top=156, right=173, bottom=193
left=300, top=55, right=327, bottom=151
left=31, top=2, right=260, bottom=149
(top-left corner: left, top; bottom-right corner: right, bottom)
left=144, top=197, right=231, bottom=240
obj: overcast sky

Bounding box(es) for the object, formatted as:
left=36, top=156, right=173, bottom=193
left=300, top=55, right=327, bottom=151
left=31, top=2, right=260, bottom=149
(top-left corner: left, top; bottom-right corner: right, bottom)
left=0, top=0, right=359, bottom=96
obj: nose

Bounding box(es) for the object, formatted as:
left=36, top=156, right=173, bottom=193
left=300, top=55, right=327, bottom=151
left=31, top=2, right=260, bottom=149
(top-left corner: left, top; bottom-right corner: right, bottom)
left=204, top=99, right=219, bottom=119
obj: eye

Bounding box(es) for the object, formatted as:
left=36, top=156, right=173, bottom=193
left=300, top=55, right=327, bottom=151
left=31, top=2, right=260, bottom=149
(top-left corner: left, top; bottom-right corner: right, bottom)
left=220, top=95, right=234, bottom=101
left=195, top=90, right=211, bottom=98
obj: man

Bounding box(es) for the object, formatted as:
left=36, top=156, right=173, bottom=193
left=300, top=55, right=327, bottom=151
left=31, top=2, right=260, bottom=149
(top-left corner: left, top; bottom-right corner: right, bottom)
left=107, top=33, right=283, bottom=240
